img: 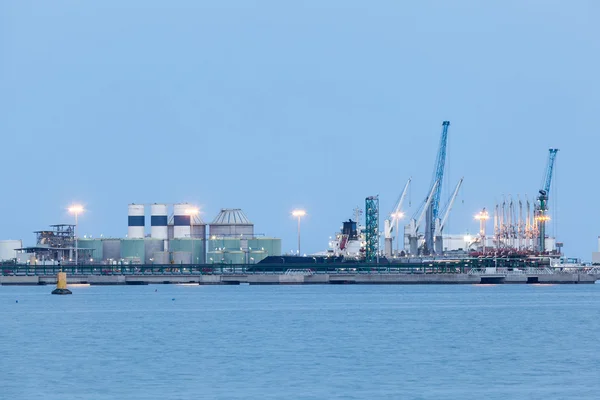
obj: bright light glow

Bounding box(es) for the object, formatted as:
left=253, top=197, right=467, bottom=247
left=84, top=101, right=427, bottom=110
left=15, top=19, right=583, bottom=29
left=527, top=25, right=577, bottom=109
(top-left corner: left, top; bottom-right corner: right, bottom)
left=391, top=212, right=405, bottom=220
left=464, top=235, right=472, bottom=243
left=185, top=208, right=199, bottom=216
left=292, top=209, right=306, bottom=217
left=474, top=210, right=489, bottom=220
left=68, top=205, right=84, bottom=214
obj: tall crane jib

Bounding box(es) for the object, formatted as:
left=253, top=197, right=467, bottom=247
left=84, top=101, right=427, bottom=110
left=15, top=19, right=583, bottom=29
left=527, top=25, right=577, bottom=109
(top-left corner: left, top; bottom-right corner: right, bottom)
left=536, top=148, right=558, bottom=253
left=425, top=121, right=450, bottom=254
left=384, top=178, right=411, bottom=257
left=431, top=121, right=450, bottom=219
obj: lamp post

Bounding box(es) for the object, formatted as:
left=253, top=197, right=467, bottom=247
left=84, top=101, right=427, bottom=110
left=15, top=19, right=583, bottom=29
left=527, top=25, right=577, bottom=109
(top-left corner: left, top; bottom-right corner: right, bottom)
left=186, top=208, right=199, bottom=266
left=391, top=211, right=404, bottom=256
left=474, top=208, right=490, bottom=255
left=291, top=209, right=306, bottom=256
left=68, top=205, right=84, bottom=267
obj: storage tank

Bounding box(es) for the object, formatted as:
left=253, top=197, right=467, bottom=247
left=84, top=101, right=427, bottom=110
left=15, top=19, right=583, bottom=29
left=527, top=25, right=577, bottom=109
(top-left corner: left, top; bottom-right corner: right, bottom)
left=172, top=251, right=192, bottom=265
left=151, top=203, right=168, bottom=239
left=206, top=250, right=244, bottom=265
left=0, top=240, right=22, bottom=261
left=128, top=204, right=145, bottom=239
left=209, top=209, right=254, bottom=237
left=248, top=238, right=282, bottom=257
left=77, top=239, right=103, bottom=262
left=144, top=239, right=164, bottom=264
left=152, top=251, right=170, bottom=264
left=102, top=239, right=121, bottom=262
left=249, top=250, right=268, bottom=264
left=120, top=239, right=145, bottom=262
left=169, top=238, right=205, bottom=264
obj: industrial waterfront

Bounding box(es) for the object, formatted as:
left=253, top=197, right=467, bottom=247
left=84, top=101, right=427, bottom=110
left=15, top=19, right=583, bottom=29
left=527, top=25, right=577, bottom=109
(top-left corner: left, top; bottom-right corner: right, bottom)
left=1, top=121, right=598, bottom=285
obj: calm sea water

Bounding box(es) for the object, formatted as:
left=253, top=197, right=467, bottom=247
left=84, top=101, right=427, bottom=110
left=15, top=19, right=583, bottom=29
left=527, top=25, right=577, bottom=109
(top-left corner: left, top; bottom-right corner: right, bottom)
left=1, top=283, right=599, bottom=400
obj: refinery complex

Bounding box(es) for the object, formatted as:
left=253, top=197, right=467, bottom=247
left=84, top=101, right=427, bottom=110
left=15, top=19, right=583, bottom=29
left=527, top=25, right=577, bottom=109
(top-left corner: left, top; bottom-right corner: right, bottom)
left=1, top=206, right=281, bottom=266
left=0, top=121, right=598, bottom=273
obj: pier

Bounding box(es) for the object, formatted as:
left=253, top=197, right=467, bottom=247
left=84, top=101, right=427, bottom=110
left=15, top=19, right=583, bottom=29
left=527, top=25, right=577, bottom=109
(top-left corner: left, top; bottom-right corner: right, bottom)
left=1, top=264, right=597, bottom=285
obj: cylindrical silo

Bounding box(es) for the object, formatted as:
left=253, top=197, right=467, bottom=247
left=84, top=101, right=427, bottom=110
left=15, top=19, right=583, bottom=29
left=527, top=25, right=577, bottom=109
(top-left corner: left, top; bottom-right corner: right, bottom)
left=128, top=204, right=145, bottom=239
left=173, top=203, right=191, bottom=239
left=172, top=251, right=192, bottom=265
left=151, top=203, right=168, bottom=239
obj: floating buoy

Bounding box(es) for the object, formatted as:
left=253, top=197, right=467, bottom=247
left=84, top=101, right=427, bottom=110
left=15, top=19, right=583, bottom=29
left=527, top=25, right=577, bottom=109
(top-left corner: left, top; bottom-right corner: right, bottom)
left=51, top=272, right=72, bottom=295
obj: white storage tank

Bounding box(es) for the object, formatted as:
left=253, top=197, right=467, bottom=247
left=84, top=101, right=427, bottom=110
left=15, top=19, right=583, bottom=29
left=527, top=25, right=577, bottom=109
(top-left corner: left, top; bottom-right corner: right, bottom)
left=0, top=240, right=22, bottom=261
left=151, top=203, right=168, bottom=240
left=128, top=204, right=145, bottom=239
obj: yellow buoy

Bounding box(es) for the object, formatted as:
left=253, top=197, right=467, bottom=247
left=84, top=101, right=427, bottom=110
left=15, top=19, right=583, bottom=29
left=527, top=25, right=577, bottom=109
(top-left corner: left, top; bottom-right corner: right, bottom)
left=51, top=271, right=72, bottom=295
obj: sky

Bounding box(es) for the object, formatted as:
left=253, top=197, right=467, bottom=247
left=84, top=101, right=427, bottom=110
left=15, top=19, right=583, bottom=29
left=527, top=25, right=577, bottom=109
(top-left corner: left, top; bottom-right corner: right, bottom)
left=1, top=1, right=598, bottom=259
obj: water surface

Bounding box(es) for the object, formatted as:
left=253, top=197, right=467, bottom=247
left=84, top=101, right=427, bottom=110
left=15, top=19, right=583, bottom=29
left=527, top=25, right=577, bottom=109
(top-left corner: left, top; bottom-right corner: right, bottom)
left=1, top=284, right=598, bottom=399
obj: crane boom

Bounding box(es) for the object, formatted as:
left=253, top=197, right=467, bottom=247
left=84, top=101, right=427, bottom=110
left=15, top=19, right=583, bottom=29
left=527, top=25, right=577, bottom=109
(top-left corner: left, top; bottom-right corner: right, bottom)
left=542, top=148, right=559, bottom=194
left=385, top=179, right=411, bottom=236
left=415, top=180, right=439, bottom=232
left=389, top=178, right=411, bottom=220
left=435, top=178, right=463, bottom=236
left=430, top=121, right=450, bottom=219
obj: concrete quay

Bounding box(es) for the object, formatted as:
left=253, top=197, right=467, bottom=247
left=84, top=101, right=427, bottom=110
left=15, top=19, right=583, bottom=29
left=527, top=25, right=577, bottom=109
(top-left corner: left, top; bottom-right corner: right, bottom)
left=0, top=273, right=597, bottom=286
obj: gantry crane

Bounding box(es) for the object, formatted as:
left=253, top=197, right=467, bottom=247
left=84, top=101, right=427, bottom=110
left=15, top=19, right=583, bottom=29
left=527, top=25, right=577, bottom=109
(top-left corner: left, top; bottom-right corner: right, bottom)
left=536, top=148, right=559, bottom=252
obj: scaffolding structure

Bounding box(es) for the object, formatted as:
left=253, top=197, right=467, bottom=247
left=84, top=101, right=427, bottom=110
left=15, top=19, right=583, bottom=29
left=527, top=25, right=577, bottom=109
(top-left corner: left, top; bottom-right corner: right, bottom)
left=19, top=224, right=92, bottom=263
left=365, top=196, right=379, bottom=263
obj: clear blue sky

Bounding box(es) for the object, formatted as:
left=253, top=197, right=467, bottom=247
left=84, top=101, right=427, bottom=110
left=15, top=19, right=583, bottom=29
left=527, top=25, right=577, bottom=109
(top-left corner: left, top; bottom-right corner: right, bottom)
left=1, top=1, right=598, bottom=258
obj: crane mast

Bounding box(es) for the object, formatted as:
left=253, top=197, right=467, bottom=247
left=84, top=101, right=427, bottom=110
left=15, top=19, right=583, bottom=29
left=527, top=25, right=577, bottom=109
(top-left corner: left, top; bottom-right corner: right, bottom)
left=406, top=181, right=439, bottom=256
left=424, top=121, right=450, bottom=254
left=536, top=148, right=558, bottom=252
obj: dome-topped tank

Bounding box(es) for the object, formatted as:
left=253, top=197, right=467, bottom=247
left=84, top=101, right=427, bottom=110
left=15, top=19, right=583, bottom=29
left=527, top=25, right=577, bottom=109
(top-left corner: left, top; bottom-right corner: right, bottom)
left=209, top=209, right=254, bottom=237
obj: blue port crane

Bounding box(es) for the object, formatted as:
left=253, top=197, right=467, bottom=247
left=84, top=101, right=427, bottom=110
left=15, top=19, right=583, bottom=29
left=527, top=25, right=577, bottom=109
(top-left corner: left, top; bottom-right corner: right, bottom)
left=424, top=121, right=450, bottom=254
left=536, top=148, right=558, bottom=252
left=431, top=121, right=450, bottom=219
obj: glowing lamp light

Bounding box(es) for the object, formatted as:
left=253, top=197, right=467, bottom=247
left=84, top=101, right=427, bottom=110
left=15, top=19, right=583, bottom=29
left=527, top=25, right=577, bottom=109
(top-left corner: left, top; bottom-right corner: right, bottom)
left=68, top=205, right=84, bottom=214
left=391, top=212, right=405, bottom=220
left=474, top=211, right=489, bottom=220
left=292, top=209, right=306, bottom=217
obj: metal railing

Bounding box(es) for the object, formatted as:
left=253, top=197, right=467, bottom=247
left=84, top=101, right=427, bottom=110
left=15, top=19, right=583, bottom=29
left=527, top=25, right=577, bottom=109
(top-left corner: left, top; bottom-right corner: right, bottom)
left=1, top=262, right=473, bottom=276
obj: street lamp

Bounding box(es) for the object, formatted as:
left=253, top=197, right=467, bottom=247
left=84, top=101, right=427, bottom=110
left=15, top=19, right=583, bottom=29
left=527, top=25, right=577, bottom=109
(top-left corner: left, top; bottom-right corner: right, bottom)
left=291, top=209, right=306, bottom=256
left=186, top=208, right=199, bottom=265
left=474, top=208, right=490, bottom=255
left=68, top=205, right=84, bottom=267
left=391, top=211, right=405, bottom=256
